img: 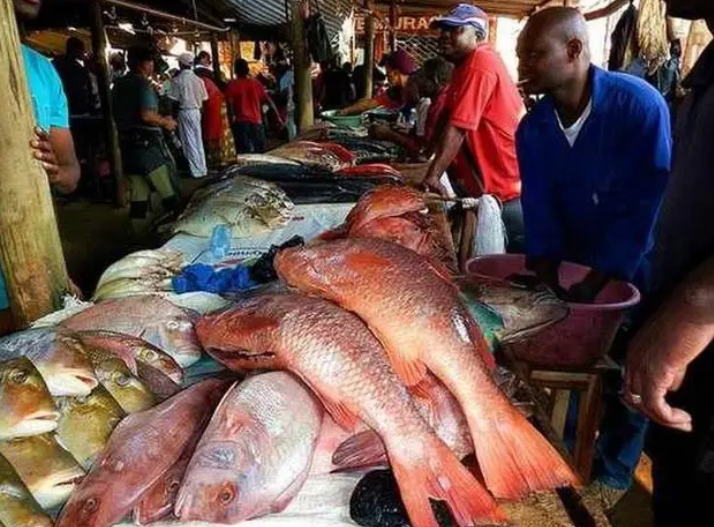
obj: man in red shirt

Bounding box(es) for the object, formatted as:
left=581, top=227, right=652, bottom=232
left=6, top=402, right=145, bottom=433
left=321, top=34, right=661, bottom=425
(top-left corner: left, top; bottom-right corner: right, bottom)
left=424, top=3, right=525, bottom=251
left=225, top=59, right=282, bottom=153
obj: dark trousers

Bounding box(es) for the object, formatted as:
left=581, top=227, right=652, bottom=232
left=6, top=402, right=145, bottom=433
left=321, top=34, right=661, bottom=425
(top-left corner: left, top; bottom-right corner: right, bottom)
left=502, top=198, right=525, bottom=254
left=232, top=122, right=266, bottom=154
left=649, top=346, right=714, bottom=526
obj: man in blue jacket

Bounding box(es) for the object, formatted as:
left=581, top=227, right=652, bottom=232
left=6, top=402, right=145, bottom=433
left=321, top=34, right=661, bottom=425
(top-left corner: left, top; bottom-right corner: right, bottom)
left=516, top=7, right=671, bottom=508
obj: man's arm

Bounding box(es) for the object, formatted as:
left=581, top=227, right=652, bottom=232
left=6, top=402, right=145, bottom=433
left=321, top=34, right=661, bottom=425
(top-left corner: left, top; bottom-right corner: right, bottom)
left=264, top=93, right=285, bottom=127
left=423, top=123, right=466, bottom=192
left=626, top=255, right=714, bottom=431
left=31, top=127, right=80, bottom=194
left=337, top=97, right=382, bottom=116
left=369, top=124, right=422, bottom=154
left=140, top=110, right=177, bottom=131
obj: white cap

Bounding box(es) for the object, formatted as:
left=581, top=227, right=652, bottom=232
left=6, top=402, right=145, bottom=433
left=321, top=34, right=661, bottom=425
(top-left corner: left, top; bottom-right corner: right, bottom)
left=178, top=52, right=194, bottom=67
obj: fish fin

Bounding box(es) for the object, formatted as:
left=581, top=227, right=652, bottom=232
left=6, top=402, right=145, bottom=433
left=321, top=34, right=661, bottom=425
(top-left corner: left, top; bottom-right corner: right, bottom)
left=332, top=430, right=388, bottom=469
left=465, top=315, right=497, bottom=371
left=390, top=436, right=506, bottom=527
left=470, top=407, right=580, bottom=500
left=314, top=394, right=360, bottom=432
left=368, top=325, right=427, bottom=387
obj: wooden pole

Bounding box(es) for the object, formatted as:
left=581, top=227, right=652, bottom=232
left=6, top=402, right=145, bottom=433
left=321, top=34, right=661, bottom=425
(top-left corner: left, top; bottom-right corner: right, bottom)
left=389, top=1, right=397, bottom=52
left=363, top=12, right=375, bottom=99
left=210, top=32, right=221, bottom=82
left=90, top=0, right=125, bottom=208
left=0, top=0, right=70, bottom=326
left=291, top=0, right=314, bottom=131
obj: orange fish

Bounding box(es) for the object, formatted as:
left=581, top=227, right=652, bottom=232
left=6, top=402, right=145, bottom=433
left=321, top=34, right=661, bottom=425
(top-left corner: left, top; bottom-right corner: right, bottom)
left=275, top=239, right=578, bottom=500
left=197, top=293, right=505, bottom=526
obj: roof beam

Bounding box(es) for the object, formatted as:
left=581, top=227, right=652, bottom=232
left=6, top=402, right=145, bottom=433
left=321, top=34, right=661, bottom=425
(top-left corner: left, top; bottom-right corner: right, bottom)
left=101, top=0, right=228, bottom=32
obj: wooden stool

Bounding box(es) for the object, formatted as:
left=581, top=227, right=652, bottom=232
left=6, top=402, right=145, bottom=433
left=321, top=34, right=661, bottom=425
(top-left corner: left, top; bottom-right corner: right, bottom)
left=512, top=356, right=620, bottom=483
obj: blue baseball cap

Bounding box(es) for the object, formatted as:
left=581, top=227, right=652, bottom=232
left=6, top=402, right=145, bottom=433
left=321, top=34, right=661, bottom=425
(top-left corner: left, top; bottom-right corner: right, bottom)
left=430, top=4, right=489, bottom=33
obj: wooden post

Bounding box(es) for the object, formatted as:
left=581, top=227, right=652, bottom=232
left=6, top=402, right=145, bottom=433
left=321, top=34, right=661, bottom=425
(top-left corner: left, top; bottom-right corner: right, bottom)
left=210, top=32, right=221, bottom=82
left=90, top=0, right=125, bottom=208
left=291, top=0, right=314, bottom=131
left=0, top=0, right=70, bottom=326
left=363, top=11, right=375, bottom=99
left=389, top=1, right=398, bottom=52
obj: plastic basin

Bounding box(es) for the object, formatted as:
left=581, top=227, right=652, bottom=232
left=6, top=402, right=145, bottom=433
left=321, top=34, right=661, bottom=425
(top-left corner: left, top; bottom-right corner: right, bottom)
left=466, top=254, right=641, bottom=368
left=321, top=110, right=364, bottom=129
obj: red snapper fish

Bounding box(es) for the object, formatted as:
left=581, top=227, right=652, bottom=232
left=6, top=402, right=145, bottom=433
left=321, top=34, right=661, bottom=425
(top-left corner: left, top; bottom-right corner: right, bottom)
left=55, top=379, right=230, bottom=527
left=197, top=293, right=504, bottom=526
left=275, top=239, right=578, bottom=500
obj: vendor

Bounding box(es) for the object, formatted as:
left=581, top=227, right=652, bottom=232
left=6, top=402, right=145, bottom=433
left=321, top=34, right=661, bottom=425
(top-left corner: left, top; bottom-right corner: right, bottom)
left=369, top=57, right=453, bottom=159
left=112, top=45, right=181, bottom=229
left=516, top=7, right=671, bottom=509
left=423, top=4, right=525, bottom=251
left=337, top=49, right=417, bottom=116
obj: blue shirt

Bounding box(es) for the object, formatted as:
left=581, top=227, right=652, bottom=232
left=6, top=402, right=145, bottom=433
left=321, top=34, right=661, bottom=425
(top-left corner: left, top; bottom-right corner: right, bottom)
left=0, top=46, right=70, bottom=310
left=518, top=66, right=672, bottom=289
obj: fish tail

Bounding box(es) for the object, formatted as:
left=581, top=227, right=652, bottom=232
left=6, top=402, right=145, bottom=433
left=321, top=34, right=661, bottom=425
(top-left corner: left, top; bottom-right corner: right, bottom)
left=389, top=436, right=506, bottom=527
left=469, top=407, right=580, bottom=500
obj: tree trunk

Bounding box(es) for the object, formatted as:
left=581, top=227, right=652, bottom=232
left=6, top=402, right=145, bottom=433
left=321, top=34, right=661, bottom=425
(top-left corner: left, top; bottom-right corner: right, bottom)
left=291, top=0, right=314, bottom=131
left=90, top=1, right=125, bottom=208
left=0, top=0, right=70, bottom=326
left=210, top=33, right=222, bottom=81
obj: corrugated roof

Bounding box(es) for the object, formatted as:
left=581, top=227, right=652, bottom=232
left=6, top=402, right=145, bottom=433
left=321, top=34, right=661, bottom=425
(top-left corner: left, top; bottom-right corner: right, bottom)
left=378, top=0, right=549, bottom=19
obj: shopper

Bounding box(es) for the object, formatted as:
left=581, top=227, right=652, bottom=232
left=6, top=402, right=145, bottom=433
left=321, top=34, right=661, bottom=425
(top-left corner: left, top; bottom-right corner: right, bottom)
left=225, top=58, right=283, bottom=154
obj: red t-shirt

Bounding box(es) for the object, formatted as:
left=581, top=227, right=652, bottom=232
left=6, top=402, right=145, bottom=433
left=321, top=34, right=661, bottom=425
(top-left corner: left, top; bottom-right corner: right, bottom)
left=424, top=88, right=450, bottom=148
left=201, top=77, right=224, bottom=141
left=375, top=90, right=404, bottom=110
left=448, top=44, right=523, bottom=201
left=225, top=77, right=268, bottom=125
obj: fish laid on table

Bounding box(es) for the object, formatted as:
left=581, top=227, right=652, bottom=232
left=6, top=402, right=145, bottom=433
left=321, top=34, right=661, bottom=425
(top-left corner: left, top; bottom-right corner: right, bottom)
left=62, top=296, right=203, bottom=368
left=0, top=454, right=53, bottom=527
left=56, top=378, right=230, bottom=527
left=333, top=374, right=472, bottom=471
left=0, top=358, right=59, bottom=441
left=0, top=433, right=85, bottom=510
left=55, top=385, right=126, bottom=470
left=197, top=293, right=504, bottom=527
left=89, top=350, right=156, bottom=414
left=74, top=330, right=184, bottom=384
left=455, top=276, right=569, bottom=345
left=0, top=328, right=98, bottom=396
left=275, top=239, right=578, bottom=500
left=176, top=372, right=323, bottom=523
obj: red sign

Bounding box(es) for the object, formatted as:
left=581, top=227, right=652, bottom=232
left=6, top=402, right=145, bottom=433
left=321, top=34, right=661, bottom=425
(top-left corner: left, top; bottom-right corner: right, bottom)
left=355, top=14, right=439, bottom=35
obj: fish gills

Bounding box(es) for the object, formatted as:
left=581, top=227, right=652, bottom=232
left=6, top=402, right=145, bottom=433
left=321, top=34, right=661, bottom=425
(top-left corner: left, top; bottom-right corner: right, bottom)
left=197, top=294, right=505, bottom=526
left=275, top=239, right=579, bottom=500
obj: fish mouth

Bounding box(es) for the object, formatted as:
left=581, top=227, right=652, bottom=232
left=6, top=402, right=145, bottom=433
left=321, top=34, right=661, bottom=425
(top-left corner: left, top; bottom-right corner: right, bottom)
left=47, top=372, right=99, bottom=397
left=1, top=410, right=60, bottom=439
left=34, top=469, right=86, bottom=510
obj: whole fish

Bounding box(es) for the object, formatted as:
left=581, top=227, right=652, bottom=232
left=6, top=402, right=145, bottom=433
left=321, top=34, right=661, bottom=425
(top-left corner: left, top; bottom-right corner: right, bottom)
left=62, top=296, right=202, bottom=367
left=0, top=358, right=59, bottom=440
left=197, top=293, right=504, bottom=527
left=74, top=330, right=183, bottom=384
left=0, top=433, right=85, bottom=510
left=175, top=372, right=324, bottom=523
left=55, top=378, right=230, bottom=527
left=0, top=453, right=53, bottom=527
left=343, top=186, right=427, bottom=233
left=0, top=328, right=98, bottom=396
left=275, top=239, right=578, bottom=500
left=55, top=385, right=126, bottom=470
left=333, top=375, right=472, bottom=470
left=91, top=354, right=156, bottom=414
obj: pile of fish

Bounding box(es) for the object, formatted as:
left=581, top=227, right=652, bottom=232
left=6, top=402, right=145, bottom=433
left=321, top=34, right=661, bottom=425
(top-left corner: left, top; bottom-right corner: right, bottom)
left=173, top=176, right=294, bottom=238
left=195, top=238, right=579, bottom=527
left=322, top=186, right=457, bottom=272
left=92, top=250, right=184, bottom=302
left=269, top=142, right=355, bottom=172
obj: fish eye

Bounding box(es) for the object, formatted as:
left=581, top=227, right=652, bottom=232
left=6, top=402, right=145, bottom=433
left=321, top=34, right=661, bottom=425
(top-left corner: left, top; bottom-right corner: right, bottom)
left=218, top=484, right=236, bottom=505
left=166, top=320, right=180, bottom=330
left=114, top=373, right=131, bottom=387
left=167, top=480, right=181, bottom=492
left=144, top=350, right=158, bottom=361
left=11, top=370, right=29, bottom=383
left=83, top=497, right=98, bottom=512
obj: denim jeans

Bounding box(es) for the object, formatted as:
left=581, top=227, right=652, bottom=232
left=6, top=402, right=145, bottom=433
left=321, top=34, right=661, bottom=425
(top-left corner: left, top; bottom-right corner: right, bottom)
left=232, top=122, right=267, bottom=154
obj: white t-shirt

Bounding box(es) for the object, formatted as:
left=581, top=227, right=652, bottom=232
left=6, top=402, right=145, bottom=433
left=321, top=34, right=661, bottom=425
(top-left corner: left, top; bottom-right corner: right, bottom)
left=555, top=99, right=592, bottom=147
left=415, top=97, right=431, bottom=138
left=168, top=69, right=208, bottom=111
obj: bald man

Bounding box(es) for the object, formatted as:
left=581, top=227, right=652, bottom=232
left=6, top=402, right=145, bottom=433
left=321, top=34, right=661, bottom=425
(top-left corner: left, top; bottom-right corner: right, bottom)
left=516, top=7, right=671, bottom=507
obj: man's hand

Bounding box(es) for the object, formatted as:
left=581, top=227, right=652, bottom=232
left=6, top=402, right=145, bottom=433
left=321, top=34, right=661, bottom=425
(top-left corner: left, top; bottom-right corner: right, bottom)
left=31, top=128, right=62, bottom=185
left=422, top=174, right=446, bottom=196
left=625, top=313, right=694, bottom=432
left=163, top=117, right=178, bottom=132
left=369, top=123, right=392, bottom=141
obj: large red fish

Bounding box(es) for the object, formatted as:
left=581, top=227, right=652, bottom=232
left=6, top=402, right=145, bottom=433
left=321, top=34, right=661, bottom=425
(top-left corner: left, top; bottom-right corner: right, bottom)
left=275, top=239, right=578, bottom=500
left=197, top=293, right=504, bottom=526
left=55, top=379, right=230, bottom=527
